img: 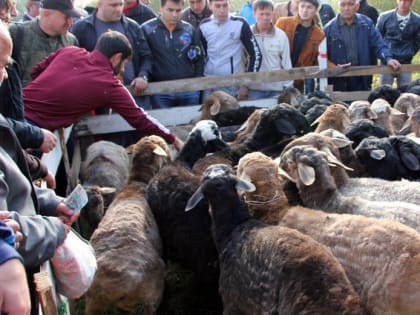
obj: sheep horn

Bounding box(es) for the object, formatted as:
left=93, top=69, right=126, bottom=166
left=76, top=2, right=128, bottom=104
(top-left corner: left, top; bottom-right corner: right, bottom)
left=153, top=146, right=168, bottom=157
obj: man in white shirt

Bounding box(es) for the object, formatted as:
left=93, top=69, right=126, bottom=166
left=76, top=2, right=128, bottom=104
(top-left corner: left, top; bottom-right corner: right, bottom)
left=248, top=0, right=293, bottom=100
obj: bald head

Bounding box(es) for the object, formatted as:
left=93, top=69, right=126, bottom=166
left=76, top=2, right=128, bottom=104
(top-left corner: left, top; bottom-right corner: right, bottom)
left=0, top=22, right=12, bottom=84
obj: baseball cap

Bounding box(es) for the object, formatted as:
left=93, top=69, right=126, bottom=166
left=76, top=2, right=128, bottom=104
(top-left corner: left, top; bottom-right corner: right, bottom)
left=41, top=0, right=81, bottom=17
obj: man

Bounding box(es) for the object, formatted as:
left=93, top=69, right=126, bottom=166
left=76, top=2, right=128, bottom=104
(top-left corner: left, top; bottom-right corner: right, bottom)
left=0, top=0, right=57, bottom=156
left=23, top=31, right=183, bottom=150
left=71, top=0, right=152, bottom=106
left=276, top=0, right=324, bottom=93
left=377, top=0, right=420, bottom=88
left=273, top=0, right=299, bottom=23
left=22, top=0, right=40, bottom=21
left=181, top=0, right=212, bottom=28
left=8, top=0, right=79, bottom=86
left=247, top=0, right=293, bottom=99
left=0, top=220, right=31, bottom=315
left=123, top=0, right=156, bottom=25
left=357, top=0, right=378, bottom=24
left=141, top=0, right=204, bottom=108
left=324, top=0, right=401, bottom=91
left=197, top=0, right=261, bottom=100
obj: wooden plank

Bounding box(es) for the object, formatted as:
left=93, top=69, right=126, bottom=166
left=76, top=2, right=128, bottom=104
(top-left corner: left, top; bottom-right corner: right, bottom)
left=74, top=98, right=277, bottom=137
left=134, top=64, right=419, bottom=96
left=330, top=91, right=371, bottom=102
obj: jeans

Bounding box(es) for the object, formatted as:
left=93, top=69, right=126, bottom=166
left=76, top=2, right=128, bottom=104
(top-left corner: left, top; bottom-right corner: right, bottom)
left=151, top=91, right=200, bottom=109
left=380, top=72, right=412, bottom=89
left=304, top=78, right=315, bottom=94
left=247, top=90, right=279, bottom=100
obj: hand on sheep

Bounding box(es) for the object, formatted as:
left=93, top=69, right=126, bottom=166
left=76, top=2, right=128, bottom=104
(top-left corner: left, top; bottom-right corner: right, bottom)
left=236, top=86, right=249, bottom=101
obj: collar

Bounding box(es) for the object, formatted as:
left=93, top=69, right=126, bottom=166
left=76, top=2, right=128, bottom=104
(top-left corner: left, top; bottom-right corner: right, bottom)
left=338, top=14, right=356, bottom=26
left=251, top=23, right=275, bottom=35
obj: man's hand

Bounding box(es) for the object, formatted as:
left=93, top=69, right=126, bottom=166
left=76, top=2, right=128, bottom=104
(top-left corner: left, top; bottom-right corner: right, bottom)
left=387, top=59, right=401, bottom=71
left=236, top=86, right=249, bottom=101
left=173, top=137, right=184, bottom=152
left=0, top=258, right=31, bottom=315
left=0, top=212, right=23, bottom=248
left=43, top=170, right=56, bottom=189
left=39, top=129, right=57, bottom=153
left=130, top=77, right=148, bottom=95
left=55, top=202, right=80, bottom=225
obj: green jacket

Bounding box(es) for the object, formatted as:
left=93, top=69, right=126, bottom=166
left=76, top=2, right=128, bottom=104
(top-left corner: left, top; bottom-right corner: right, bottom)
left=9, top=19, right=78, bottom=86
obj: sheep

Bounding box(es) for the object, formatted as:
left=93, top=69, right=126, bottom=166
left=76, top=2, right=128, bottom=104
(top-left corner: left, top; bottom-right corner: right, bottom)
left=304, top=103, right=328, bottom=126
left=194, top=90, right=240, bottom=123
left=185, top=164, right=364, bottom=315
left=232, top=108, right=265, bottom=144
left=355, top=136, right=412, bottom=180
left=367, top=85, right=401, bottom=105
left=344, top=119, right=388, bottom=148
left=238, top=151, right=420, bottom=315
left=276, top=86, right=305, bottom=108
left=279, top=145, right=420, bottom=233
left=79, top=140, right=130, bottom=236
left=348, top=100, right=377, bottom=122
left=85, top=135, right=170, bottom=315
left=389, top=135, right=420, bottom=180
left=314, top=104, right=351, bottom=133
left=393, top=93, right=420, bottom=133
left=399, top=105, right=420, bottom=139
left=370, top=98, right=405, bottom=135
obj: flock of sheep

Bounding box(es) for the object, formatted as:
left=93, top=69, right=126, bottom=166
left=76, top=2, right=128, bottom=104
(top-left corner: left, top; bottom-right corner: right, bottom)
left=76, top=82, right=420, bottom=315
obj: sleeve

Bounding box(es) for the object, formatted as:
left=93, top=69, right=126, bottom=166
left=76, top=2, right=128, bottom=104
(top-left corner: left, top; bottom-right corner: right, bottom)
left=24, top=152, right=48, bottom=180
left=5, top=117, right=43, bottom=149
left=370, top=21, right=393, bottom=64
left=8, top=211, right=66, bottom=268
left=110, top=84, right=176, bottom=144
left=193, top=28, right=205, bottom=77
left=35, top=186, right=63, bottom=217
left=240, top=21, right=262, bottom=72
left=135, top=26, right=153, bottom=78
left=279, top=32, right=294, bottom=87
left=195, top=26, right=208, bottom=60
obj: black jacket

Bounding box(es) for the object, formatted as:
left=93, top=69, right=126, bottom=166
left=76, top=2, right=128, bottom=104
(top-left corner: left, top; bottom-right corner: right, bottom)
left=70, top=11, right=152, bottom=79
left=141, top=18, right=204, bottom=82
left=125, top=3, right=156, bottom=26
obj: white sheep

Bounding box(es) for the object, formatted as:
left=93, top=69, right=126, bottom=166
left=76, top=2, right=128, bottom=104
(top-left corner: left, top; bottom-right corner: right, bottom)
left=85, top=135, right=170, bottom=315
left=370, top=98, right=405, bottom=135
left=279, top=145, right=420, bottom=233
left=238, top=151, right=420, bottom=315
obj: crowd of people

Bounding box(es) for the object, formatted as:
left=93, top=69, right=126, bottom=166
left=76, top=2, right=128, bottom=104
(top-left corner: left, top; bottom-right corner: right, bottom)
left=0, top=0, right=419, bottom=314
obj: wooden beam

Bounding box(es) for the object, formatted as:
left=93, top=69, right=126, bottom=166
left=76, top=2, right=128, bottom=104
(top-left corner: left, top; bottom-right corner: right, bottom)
left=133, top=64, right=420, bottom=96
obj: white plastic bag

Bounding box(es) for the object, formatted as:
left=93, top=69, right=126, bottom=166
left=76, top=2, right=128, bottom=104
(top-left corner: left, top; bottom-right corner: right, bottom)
left=50, top=229, right=97, bottom=299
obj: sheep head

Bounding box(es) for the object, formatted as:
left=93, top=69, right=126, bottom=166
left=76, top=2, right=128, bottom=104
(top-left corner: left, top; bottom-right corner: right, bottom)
left=314, top=103, right=351, bottom=133
left=199, top=91, right=240, bottom=120
left=129, top=135, right=171, bottom=183
left=237, top=152, right=289, bottom=224
left=348, top=100, right=378, bottom=122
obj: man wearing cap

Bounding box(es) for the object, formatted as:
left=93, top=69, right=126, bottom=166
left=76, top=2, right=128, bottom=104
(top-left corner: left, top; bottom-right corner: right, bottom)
left=8, top=0, right=79, bottom=86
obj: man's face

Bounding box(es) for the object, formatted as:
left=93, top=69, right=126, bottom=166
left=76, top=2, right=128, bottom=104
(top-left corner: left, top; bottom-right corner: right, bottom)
left=0, top=36, right=12, bottom=85
left=98, top=0, right=124, bottom=22
left=338, top=0, right=359, bottom=21
left=209, top=0, right=229, bottom=22
left=189, top=0, right=206, bottom=15
left=253, top=6, right=273, bottom=29
left=0, top=8, right=12, bottom=24
left=47, top=10, right=73, bottom=35
left=298, top=1, right=317, bottom=22
left=397, top=0, right=414, bottom=14
left=160, top=0, right=183, bottom=27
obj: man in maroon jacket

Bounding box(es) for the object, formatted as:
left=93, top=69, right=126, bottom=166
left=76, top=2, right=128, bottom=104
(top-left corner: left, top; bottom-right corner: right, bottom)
left=24, top=30, right=183, bottom=150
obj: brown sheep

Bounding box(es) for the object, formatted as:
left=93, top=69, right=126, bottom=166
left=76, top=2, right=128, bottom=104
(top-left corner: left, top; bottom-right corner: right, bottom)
left=195, top=90, right=240, bottom=122
left=85, top=135, right=171, bottom=315
left=314, top=104, right=351, bottom=133
left=370, top=98, right=405, bottom=135
left=238, top=151, right=420, bottom=315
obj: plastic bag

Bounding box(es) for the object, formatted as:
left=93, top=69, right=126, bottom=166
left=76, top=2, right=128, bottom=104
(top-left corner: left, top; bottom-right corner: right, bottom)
left=50, top=229, right=97, bottom=299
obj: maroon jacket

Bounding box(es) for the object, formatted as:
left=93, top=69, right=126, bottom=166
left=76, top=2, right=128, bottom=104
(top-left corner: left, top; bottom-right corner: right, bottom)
left=24, top=46, right=175, bottom=144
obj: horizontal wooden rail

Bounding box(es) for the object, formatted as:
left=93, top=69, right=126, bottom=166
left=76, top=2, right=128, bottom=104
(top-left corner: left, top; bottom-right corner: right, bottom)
left=133, top=64, right=420, bottom=96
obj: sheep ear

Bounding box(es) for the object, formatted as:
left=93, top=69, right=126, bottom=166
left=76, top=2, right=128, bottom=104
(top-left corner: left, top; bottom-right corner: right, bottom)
left=399, top=119, right=411, bottom=135
left=153, top=146, right=168, bottom=157
left=390, top=107, right=406, bottom=117
left=400, top=153, right=420, bottom=171
left=310, top=115, right=321, bottom=127
left=369, top=149, right=386, bottom=160
left=185, top=187, right=205, bottom=212
left=235, top=178, right=256, bottom=192
left=273, top=118, right=296, bottom=135
left=323, top=148, right=354, bottom=171
left=297, top=162, right=316, bottom=186
left=277, top=167, right=295, bottom=182
left=367, top=110, right=378, bottom=120
left=329, top=137, right=353, bottom=149
left=209, top=101, right=221, bottom=116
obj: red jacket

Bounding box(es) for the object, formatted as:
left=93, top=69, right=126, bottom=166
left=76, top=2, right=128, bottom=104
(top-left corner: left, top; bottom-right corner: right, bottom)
left=24, top=46, right=175, bottom=144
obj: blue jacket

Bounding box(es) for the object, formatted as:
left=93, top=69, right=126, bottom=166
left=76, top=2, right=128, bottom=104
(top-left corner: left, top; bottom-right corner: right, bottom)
left=0, top=221, right=22, bottom=265
left=71, top=10, right=152, bottom=80
left=324, top=13, right=393, bottom=91
left=377, top=9, right=420, bottom=64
